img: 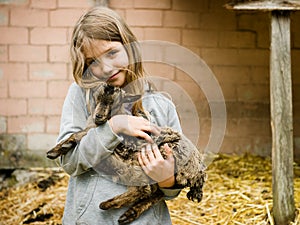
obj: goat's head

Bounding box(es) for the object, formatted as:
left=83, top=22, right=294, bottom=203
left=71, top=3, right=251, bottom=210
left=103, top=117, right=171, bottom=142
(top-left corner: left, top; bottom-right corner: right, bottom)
left=93, top=83, right=142, bottom=125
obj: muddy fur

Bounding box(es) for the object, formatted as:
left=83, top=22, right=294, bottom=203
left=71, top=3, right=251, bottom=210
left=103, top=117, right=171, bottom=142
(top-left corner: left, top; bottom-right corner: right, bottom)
left=47, top=82, right=206, bottom=225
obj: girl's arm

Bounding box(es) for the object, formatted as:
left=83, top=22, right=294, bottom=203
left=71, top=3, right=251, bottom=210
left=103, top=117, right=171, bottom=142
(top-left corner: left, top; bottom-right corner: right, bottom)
left=58, top=83, right=123, bottom=176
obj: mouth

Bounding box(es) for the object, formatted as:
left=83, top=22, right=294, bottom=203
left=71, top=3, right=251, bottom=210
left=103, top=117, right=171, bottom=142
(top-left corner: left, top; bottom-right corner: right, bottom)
left=107, top=71, right=120, bottom=81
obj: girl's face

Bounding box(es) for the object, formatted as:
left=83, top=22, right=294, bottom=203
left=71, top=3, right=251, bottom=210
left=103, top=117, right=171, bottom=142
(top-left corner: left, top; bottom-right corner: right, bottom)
left=84, top=40, right=129, bottom=87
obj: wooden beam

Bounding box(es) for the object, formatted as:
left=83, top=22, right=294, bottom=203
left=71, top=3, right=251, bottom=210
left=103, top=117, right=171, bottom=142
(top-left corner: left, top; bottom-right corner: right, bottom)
left=270, top=10, right=295, bottom=224
left=225, top=0, right=300, bottom=11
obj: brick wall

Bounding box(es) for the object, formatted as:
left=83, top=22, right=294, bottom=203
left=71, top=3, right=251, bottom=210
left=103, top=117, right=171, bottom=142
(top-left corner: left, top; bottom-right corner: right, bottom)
left=0, top=0, right=299, bottom=167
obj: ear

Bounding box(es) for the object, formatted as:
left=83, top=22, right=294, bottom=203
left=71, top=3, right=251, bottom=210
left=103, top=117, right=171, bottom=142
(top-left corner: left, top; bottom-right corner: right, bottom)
left=122, top=93, right=142, bottom=103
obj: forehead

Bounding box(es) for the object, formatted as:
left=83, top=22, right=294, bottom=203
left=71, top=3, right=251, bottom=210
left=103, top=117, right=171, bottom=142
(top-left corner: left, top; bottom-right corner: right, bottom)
left=83, top=40, right=123, bottom=59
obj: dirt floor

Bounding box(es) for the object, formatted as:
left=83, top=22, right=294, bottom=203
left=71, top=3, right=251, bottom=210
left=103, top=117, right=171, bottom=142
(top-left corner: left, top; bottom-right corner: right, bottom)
left=0, top=154, right=299, bottom=225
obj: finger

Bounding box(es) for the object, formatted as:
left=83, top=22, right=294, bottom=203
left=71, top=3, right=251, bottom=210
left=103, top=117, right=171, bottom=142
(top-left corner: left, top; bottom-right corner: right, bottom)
left=139, top=119, right=160, bottom=135
left=149, top=124, right=161, bottom=136
left=163, top=143, right=173, bottom=158
left=138, top=153, right=145, bottom=167
left=152, top=144, right=164, bottom=160
left=138, top=154, right=150, bottom=174
left=146, top=144, right=155, bottom=161
left=137, top=130, right=153, bottom=143
left=141, top=146, right=150, bottom=164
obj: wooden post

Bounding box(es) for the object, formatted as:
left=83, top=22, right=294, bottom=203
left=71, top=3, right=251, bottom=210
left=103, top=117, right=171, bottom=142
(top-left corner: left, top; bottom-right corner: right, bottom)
left=270, top=10, right=295, bottom=224
left=225, top=1, right=299, bottom=224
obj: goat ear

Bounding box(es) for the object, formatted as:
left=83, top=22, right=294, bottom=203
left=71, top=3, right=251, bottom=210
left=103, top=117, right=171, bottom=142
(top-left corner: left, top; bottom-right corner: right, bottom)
left=122, top=93, right=142, bottom=103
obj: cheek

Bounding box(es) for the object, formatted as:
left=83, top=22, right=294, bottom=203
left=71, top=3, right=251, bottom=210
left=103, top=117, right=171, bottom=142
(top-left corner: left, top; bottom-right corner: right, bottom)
left=116, top=50, right=129, bottom=67
left=90, top=66, right=103, bottom=78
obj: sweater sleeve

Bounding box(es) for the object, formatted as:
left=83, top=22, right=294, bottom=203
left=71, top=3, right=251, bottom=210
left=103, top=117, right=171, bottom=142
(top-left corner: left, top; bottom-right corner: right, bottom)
left=58, top=83, right=123, bottom=176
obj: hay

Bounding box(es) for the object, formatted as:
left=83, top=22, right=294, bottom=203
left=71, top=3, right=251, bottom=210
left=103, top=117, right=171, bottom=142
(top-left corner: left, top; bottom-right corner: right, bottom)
left=0, top=154, right=299, bottom=225
left=167, top=154, right=300, bottom=225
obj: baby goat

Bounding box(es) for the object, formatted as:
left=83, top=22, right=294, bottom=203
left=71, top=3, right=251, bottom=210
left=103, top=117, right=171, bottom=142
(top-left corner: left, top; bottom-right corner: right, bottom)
left=47, top=82, right=206, bottom=225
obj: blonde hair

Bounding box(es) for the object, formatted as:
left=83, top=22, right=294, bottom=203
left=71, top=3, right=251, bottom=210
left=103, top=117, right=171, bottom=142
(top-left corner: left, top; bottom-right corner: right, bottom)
left=70, top=6, right=146, bottom=114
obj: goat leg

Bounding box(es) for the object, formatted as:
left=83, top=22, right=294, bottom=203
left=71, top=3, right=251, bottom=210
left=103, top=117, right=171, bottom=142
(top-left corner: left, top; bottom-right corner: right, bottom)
left=186, top=171, right=206, bottom=202
left=99, top=185, right=153, bottom=210
left=117, top=189, right=164, bottom=225
left=46, top=127, right=91, bottom=159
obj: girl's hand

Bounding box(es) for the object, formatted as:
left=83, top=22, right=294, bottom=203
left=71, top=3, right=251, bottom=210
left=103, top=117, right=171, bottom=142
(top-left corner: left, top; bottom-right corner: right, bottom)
left=108, top=115, right=160, bottom=143
left=138, top=143, right=175, bottom=188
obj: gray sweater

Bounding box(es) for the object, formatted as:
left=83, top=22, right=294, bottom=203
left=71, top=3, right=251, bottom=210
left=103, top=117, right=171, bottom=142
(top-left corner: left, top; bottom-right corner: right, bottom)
left=58, top=82, right=183, bottom=225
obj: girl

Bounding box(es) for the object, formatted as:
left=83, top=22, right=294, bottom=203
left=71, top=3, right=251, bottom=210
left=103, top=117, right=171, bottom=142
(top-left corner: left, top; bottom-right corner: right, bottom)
left=58, top=6, right=183, bottom=224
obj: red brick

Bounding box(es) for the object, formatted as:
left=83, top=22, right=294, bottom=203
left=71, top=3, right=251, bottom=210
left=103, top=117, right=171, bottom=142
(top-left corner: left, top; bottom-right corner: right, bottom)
left=31, top=0, right=57, bottom=9
left=28, top=98, right=64, bottom=115
left=49, top=45, right=70, bottom=62
left=174, top=69, right=208, bottom=101
left=237, top=49, right=269, bottom=66
left=238, top=13, right=269, bottom=32
left=66, top=27, right=73, bottom=43
left=226, top=118, right=271, bottom=137
left=0, top=63, right=28, bottom=80
left=213, top=66, right=251, bottom=85
left=220, top=136, right=253, bottom=155
left=0, top=0, right=29, bottom=6
left=48, top=80, right=72, bottom=98
left=0, top=8, right=9, bottom=26
left=125, top=10, right=162, bottom=26
left=113, top=9, right=125, bottom=19
left=9, top=45, right=47, bottom=62
left=176, top=80, right=205, bottom=103
left=50, top=9, right=87, bottom=27
left=250, top=66, right=269, bottom=84
left=10, top=8, right=48, bottom=27
left=237, top=84, right=270, bottom=102
left=173, top=0, right=208, bottom=11
left=133, top=0, right=171, bottom=9
left=291, top=16, right=300, bottom=49
left=0, top=46, right=8, bottom=62
left=292, top=64, right=300, bottom=85
left=57, top=0, right=93, bottom=8
left=0, top=80, right=8, bottom=98
left=30, top=28, right=67, bottom=45
left=8, top=116, right=45, bottom=133
left=163, top=11, right=199, bottom=28
left=293, top=84, right=300, bottom=102
left=0, top=27, right=28, bottom=44
left=143, top=62, right=175, bottom=80
left=200, top=12, right=237, bottom=30
left=217, top=83, right=238, bottom=101
left=46, top=116, right=60, bottom=133
left=9, top=81, right=47, bottom=98
left=201, top=48, right=239, bottom=66
left=109, top=0, right=134, bottom=9
left=130, top=27, right=144, bottom=40
left=183, top=30, right=218, bottom=47
left=29, top=63, right=67, bottom=80
left=219, top=31, right=256, bottom=48
left=67, top=63, right=74, bottom=80
left=209, top=0, right=234, bottom=12
left=144, top=28, right=180, bottom=43
left=0, top=99, right=27, bottom=116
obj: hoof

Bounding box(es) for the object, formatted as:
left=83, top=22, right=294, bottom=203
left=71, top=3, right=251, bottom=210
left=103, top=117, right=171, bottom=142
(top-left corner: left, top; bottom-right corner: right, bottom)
left=46, top=151, right=60, bottom=159
left=118, top=208, right=137, bottom=225
left=118, top=215, right=132, bottom=225
left=99, top=202, right=109, bottom=210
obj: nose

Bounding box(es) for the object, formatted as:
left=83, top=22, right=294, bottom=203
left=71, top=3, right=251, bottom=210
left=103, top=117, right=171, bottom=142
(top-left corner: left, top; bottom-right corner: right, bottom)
left=101, top=58, right=114, bottom=75
left=90, top=58, right=113, bottom=79
left=94, top=113, right=105, bottom=125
